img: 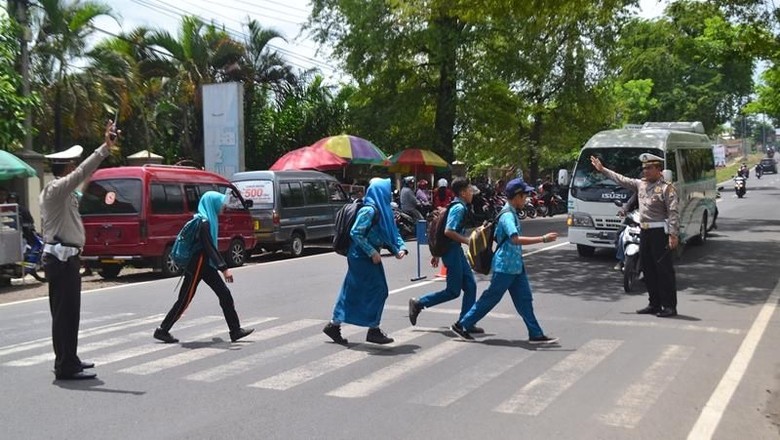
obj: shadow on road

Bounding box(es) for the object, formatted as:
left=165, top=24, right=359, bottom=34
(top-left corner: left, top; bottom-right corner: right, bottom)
left=53, top=378, right=146, bottom=396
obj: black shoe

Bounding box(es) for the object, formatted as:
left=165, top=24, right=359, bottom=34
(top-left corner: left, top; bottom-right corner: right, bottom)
left=55, top=370, right=97, bottom=381
left=323, top=323, right=348, bottom=345
left=153, top=327, right=179, bottom=344
left=366, top=328, right=394, bottom=344
left=408, top=298, right=423, bottom=326
left=656, top=308, right=678, bottom=318
left=467, top=326, right=485, bottom=334
left=80, top=361, right=95, bottom=369
left=529, top=335, right=559, bottom=345
left=450, top=323, right=474, bottom=341
left=230, top=328, right=255, bottom=342
left=636, top=306, right=661, bottom=315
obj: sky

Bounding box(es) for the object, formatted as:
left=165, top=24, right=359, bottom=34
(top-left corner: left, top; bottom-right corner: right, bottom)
left=91, top=0, right=670, bottom=79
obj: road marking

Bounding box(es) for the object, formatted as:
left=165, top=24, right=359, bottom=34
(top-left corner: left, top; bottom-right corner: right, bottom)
left=119, top=319, right=321, bottom=375
left=389, top=281, right=435, bottom=295
left=494, top=339, right=622, bottom=415
left=0, top=314, right=164, bottom=358
left=249, top=327, right=429, bottom=391
left=188, top=326, right=364, bottom=383
left=326, top=339, right=468, bottom=399
left=687, top=279, right=780, bottom=440
left=410, top=349, right=534, bottom=407
left=3, top=316, right=223, bottom=367
left=599, top=344, right=694, bottom=428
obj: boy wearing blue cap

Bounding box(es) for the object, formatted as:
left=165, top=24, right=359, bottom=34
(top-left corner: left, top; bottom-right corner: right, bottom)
left=451, top=178, right=559, bottom=344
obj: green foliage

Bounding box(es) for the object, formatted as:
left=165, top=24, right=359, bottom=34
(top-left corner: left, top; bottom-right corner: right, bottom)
left=0, top=17, right=38, bottom=152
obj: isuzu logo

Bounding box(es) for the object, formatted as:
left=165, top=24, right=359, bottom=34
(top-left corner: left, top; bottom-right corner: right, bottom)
left=601, top=193, right=627, bottom=200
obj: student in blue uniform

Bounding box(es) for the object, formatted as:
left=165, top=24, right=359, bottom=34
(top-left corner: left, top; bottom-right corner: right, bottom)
left=323, top=178, right=408, bottom=345
left=451, top=178, right=559, bottom=344
left=407, top=177, right=482, bottom=332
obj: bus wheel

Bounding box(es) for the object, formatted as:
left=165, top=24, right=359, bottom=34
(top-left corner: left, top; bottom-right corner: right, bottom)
left=690, top=212, right=707, bottom=246
left=577, top=245, right=595, bottom=258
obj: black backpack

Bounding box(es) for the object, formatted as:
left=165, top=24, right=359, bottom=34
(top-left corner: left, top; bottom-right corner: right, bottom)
left=332, top=199, right=378, bottom=256
left=428, top=201, right=460, bottom=257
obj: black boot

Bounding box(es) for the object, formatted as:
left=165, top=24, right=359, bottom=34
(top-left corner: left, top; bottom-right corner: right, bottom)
left=323, top=323, right=349, bottom=345
left=366, top=328, right=394, bottom=344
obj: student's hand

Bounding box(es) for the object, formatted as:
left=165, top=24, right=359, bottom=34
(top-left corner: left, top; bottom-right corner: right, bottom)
left=371, top=252, right=382, bottom=264
left=222, top=269, right=234, bottom=283
left=430, top=256, right=440, bottom=268
left=396, top=250, right=407, bottom=260
left=543, top=232, right=559, bottom=243
left=669, top=234, right=679, bottom=250
left=590, top=156, right=604, bottom=172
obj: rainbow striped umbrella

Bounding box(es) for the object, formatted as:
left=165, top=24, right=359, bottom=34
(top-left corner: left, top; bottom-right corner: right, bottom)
left=388, top=149, right=449, bottom=173
left=310, top=135, right=388, bottom=165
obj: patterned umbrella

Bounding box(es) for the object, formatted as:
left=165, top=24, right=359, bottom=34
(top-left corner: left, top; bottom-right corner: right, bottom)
left=310, top=135, right=389, bottom=165
left=388, top=149, right=449, bottom=173
left=0, top=150, right=37, bottom=180
left=270, top=146, right=347, bottom=171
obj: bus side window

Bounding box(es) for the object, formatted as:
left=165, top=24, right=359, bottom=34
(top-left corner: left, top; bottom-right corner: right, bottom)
left=666, top=151, right=678, bottom=182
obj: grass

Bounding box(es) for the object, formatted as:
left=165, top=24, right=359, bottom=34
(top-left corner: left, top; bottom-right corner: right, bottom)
left=715, top=153, right=764, bottom=184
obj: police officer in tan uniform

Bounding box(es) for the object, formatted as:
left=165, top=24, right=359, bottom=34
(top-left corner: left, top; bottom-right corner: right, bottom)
left=41, top=121, right=117, bottom=380
left=591, top=153, right=680, bottom=317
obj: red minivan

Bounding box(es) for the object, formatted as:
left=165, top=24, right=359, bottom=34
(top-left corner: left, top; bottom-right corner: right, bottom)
left=79, top=165, right=256, bottom=278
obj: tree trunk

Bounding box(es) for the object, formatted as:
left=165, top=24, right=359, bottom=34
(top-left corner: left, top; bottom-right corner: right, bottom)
left=431, top=15, right=459, bottom=164
left=528, top=110, right=544, bottom=183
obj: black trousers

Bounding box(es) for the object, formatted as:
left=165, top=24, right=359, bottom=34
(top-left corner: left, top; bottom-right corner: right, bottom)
left=160, top=253, right=240, bottom=332
left=640, top=228, right=677, bottom=309
left=44, top=254, right=83, bottom=376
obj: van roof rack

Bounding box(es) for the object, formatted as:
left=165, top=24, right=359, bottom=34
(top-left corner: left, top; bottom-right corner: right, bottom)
left=622, top=124, right=643, bottom=130
left=641, top=121, right=705, bottom=134
left=141, top=164, right=199, bottom=170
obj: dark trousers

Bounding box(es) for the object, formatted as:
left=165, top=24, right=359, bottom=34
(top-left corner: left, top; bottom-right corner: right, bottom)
left=160, top=253, right=240, bottom=332
left=44, top=254, right=83, bottom=376
left=640, top=228, right=677, bottom=309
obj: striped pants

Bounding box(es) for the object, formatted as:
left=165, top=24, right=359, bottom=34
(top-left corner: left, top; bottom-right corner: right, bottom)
left=160, top=253, right=240, bottom=332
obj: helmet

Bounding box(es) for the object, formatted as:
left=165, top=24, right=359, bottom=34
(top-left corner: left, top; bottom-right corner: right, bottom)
left=437, top=178, right=448, bottom=188
left=418, top=179, right=428, bottom=188
left=403, top=176, right=415, bottom=185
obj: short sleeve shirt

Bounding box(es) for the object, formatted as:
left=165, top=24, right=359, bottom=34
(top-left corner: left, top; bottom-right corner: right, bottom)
left=492, top=204, right=524, bottom=274
left=445, top=198, right=467, bottom=235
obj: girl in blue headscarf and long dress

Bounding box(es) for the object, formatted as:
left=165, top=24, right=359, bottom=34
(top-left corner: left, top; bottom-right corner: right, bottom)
left=323, top=178, right=408, bottom=345
left=154, top=191, right=254, bottom=344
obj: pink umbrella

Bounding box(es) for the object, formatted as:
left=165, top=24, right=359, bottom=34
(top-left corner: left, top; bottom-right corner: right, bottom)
left=270, top=146, right=347, bottom=171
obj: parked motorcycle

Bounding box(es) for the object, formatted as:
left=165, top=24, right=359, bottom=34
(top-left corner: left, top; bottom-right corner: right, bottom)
left=21, top=231, right=46, bottom=282
left=733, top=175, right=746, bottom=198
left=391, top=202, right=416, bottom=239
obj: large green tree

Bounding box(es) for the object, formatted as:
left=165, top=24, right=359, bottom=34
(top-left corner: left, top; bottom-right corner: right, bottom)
left=0, top=16, right=38, bottom=151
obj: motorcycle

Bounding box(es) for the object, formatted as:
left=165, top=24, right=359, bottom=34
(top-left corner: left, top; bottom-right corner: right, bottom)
left=755, top=165, right=762, bottom=179
left=733, top=175, right=746, bottom=198
left=20, top=230, right=47, bottom=282
left=391, top=202, right=417, bottom=239
left=618, top=209, right=642, bottom=293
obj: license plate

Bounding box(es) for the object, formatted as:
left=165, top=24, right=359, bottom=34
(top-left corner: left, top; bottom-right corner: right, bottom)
left=253, top=220, right=261, bottom=230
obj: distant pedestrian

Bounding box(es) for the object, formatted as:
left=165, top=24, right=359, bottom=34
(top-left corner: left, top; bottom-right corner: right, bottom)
left=40, top=120, right=117, bottom=380
left=451, top=178, right=559, bottom=344
left=154, top=191, right=254, bottom=343
left=323, top=178, right=408, bottom=345
left=408, top=177, right=481, bottom=332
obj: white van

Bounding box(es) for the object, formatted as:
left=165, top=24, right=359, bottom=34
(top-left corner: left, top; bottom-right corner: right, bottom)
left=565, top=122, right=718, bottom=257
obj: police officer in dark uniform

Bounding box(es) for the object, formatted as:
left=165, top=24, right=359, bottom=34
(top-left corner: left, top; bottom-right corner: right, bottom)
left=40, top=121, right=117, bottom=380
left=591, top=153, right=680, bottom=317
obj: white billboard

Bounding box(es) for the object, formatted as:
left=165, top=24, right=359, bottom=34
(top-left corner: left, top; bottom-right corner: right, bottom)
left=202, top=82, right=245, bottom=178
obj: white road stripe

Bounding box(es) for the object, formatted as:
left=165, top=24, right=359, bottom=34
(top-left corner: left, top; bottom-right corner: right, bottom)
left=249, top=327, right=430, bottom=391
left=326, top=340, right=468, bottom=399
left=0, top=314, right=164, bottom=358
left=120, top=319, right=321, bottom=375
left=687, top=279, right=780, bottom=440
left=599, top=345, right=694, bottom=428
left=384, top=304, right=517, bottom=320
left=91, top=317, right=277, bottom=366
left=189, top=326, right=363, bottom=383
left=0, top=313, right=135, bottom=337
left=494, top=339, right=623, bottom=415
left=411, top=350, right=534, bottom=407
left=3, top=316, right=222, bottom=367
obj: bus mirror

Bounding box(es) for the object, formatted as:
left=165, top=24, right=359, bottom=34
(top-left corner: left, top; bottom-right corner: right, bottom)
left=557, top=169, right=569, bottom=186
left=662, top=169, right=673, bottom=182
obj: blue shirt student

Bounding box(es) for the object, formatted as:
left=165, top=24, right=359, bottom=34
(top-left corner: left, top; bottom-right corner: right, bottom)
left=493, top=203, right=524, bottom=274
left=350, top=205, right=405, bottom=259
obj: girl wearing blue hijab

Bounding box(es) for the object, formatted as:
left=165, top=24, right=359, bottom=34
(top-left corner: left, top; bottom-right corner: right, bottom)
left=155, top=191, right=254, bottom=344
left=323, top=178, right=408, bottom=345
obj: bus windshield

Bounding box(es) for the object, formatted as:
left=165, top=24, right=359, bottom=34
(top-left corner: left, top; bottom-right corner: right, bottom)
left=572, top=147, right=663, bottom=189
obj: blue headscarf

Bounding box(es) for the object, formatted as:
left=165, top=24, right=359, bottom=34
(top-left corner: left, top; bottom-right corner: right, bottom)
left=195, top=191, right=226, bottom=248
left=363, top=178, right=399, bottom=246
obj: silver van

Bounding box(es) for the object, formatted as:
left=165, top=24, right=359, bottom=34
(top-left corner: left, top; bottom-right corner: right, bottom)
left=231, top=170, right=349, bottom=257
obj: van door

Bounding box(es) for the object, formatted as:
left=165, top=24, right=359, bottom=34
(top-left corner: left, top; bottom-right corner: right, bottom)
left=301, top=180, right=332, bottom=239
left=278, top=181, right=306, bottom=240
left=148, top=182, right=189, bottom=255
left=233, top=179, right=275, bottom=239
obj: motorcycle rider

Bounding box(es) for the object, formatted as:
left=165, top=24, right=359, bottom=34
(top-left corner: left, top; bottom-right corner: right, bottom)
left=415, top=179, right=432, bottom=217
left=400, top=176, right=423, bottom=221
left=433, top=178, right=454, bottom=209
left=755, top=163, right=763, bottom=179
left=738, top=163, right=749, bottom=178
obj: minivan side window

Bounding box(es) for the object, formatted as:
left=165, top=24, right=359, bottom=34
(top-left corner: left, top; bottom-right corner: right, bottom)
left=80, top=179, right=143, bottom=215
left=327, top=181, right=348, bottom=202
left=303, top=181, right=329, bottom=205
left=151, top=183, right=185, bottom=214
left=184, top=185, right=199, bottom=212
left=280, top=182, right=304, bottom=207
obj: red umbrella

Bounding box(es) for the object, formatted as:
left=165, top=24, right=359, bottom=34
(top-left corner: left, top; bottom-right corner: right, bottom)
left=270, top=146, right=347, bottom=171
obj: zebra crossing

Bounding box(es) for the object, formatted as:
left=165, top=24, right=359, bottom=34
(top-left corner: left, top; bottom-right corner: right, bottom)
left=0, top=311, right=703, bottom=428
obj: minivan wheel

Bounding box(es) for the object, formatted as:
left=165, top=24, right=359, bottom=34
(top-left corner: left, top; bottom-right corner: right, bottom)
left=227, top=239, right=246, bottom=267
left=99, top=263, right=122, bottom=279
left=161, top=246, right=182, bottom=278
left=287, top=233, right=304, bottom=257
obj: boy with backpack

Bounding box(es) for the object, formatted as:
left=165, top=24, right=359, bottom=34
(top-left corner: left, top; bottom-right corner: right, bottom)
left=408, top=177, right=481, bottom=332
left=450, top=178, right=559, bottom=344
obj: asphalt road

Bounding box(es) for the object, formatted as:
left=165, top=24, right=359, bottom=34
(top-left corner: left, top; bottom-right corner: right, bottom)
left=1, top=175, right=779, bottom=440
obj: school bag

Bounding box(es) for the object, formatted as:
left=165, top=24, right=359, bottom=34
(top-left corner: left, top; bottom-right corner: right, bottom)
left=332, top=199, right=378, bottom=256
left=171, top=216, right=205, bottom=268
left=466, top=207, right=513, bottom=275
left=427, top=201, right=460, bottom=257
